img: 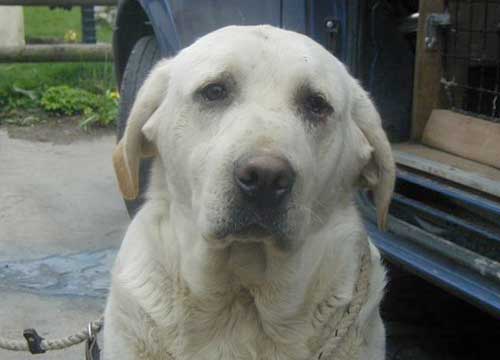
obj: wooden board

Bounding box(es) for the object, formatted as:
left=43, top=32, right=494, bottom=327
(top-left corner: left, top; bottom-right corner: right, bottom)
left=411, top=0, right=445, bottom=140
left=393, top=143, right=500, bottom=198
left=422, top=109, right=500, bottom=170
left=0, top=44, right=113, bottom=63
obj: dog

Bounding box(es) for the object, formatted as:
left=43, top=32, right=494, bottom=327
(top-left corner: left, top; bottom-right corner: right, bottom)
left=104, top=25, right=395, bottom=360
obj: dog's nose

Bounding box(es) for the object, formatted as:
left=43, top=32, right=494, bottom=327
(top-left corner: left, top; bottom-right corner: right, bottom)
left=234, top=155, right=295, bottom=205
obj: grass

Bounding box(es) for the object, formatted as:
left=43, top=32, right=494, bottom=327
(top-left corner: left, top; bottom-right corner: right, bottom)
left=0, top=6, right=115, bottom=94
left=0, top=7, right=116, bottom=127
left=24, top=6, right=112, bottom=43
left=0, top=62, right=115, bottom=94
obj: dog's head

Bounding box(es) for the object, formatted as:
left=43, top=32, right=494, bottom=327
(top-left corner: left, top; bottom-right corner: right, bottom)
left=113, top=25, right=395, bottom=251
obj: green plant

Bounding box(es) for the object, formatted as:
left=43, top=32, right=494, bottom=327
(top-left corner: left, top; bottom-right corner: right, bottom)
left=38, top=85, right=118, bottom=129
left=80, top=89, right=119, bottom=129
left=40, top=85, right=96, bottom=115
left=0, top=7, right=117, bottom=130
left=0, top=87, right=39, bottom=113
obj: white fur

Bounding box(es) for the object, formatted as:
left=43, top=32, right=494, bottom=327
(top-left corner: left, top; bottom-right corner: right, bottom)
left=104, top=25, right=393, bottom=360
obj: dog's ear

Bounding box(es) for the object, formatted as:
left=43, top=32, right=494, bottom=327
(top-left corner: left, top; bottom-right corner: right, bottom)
left=351, top=83, right=395, bottom=231
left=113, top=59, right=171, bottom=200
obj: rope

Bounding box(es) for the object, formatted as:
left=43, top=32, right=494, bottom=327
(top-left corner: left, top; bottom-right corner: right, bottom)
left=0, top=315, right=104, bottom=352
left=312, top=239, right=372, bottom=360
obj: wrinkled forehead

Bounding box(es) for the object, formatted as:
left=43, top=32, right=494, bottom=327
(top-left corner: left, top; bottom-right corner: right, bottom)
left=170, top=25, right=351, bottom=104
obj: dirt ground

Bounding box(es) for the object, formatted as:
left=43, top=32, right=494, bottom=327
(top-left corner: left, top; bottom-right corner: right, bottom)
left=3, top=115, right=113, bottom=144
left=0, top=118, right=128, bottom=360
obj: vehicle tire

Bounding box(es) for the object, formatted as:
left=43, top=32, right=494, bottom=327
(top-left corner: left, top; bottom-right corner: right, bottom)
left=116, top=35, right=161, bottom=217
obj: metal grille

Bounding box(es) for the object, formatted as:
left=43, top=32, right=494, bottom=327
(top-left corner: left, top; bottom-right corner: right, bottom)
left=441, top=0, right=500, bottom=122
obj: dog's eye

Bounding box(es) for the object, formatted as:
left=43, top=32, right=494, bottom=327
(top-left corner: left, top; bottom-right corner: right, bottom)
left=201, top=83, right=227, bottom=101
left=304, top=95, right=333, bottom=117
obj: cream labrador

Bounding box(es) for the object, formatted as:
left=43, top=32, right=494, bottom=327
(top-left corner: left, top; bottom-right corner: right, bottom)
left=104, top=25, right=395, bottom=360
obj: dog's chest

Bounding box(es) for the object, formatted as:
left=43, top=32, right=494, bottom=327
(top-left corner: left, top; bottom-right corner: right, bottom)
left=173, top=288, right=313, bottom=360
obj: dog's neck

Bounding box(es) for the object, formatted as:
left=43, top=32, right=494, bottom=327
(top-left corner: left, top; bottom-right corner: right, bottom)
left=163, top=202, right=365, bottom=359
left=177, top=234, right=322, bottom=311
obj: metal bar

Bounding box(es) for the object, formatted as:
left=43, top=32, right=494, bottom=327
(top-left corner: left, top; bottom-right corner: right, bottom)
left=440, top=79, right=500, bottom=96
left=477, top=1, right=489, bottom=114
left=441, top=53, right=498, bottom=63
left=357, top=191, right=500, bottom=318
left=453, top=28, right=499, bottom=34
left=0, top=44, right=113, bottom=63
left=465, top=0, right=474, bottom=111
left=449, top=107, right=500, bottom=123
left=359, top=192, right=500, bottom=284
left=391, top=193, right=500, bottom=247
left=365, top=221, right=500, bottom=319
left=396, top=169, right=500, bottom=217
left=442, top=9, right=450, bottom=93
left=452, top=0, right=459, bottom=109
left=0, top=0, right=116, bottom=5
left=495, top=8, right=500, bottom=119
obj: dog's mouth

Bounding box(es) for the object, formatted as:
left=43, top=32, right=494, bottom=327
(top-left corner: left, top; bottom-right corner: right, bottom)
left=211, top=205, right=292, bottom=247
left=232, top=223, right=273, bottom=239
left=201, top=188, right=301, bottom=250
left=214, top=221, right=277, bottom=241
left=213, top=222, right=292, bottom=253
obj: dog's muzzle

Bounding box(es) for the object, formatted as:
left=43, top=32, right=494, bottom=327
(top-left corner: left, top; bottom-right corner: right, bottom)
left=234, top=154, right=295, bottom=207
left=217, top=154, right=296, bottom=239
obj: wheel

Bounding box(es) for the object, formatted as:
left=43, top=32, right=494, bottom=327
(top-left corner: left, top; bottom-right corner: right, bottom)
left=116, top=35, right=161, bottom=217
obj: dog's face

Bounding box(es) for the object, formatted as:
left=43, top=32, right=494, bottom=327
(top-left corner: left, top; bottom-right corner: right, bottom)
left=114, top=26, right=395, bottom=252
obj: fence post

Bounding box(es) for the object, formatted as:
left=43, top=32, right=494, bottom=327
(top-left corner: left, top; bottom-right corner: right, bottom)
left=0, top=6, right=25, bottom=46
left=81, top=5, right=96, bottom=44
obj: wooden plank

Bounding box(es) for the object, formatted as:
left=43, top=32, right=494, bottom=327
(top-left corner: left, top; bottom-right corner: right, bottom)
left=411, top=0, right=445, bottom=140
left=393, top=143, right=500, bottom=198
left=422, top=109, right=500, bottom=170
left=0, top=0, right=116, bottom=5
left=0, top=44, right=113, bottom=63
